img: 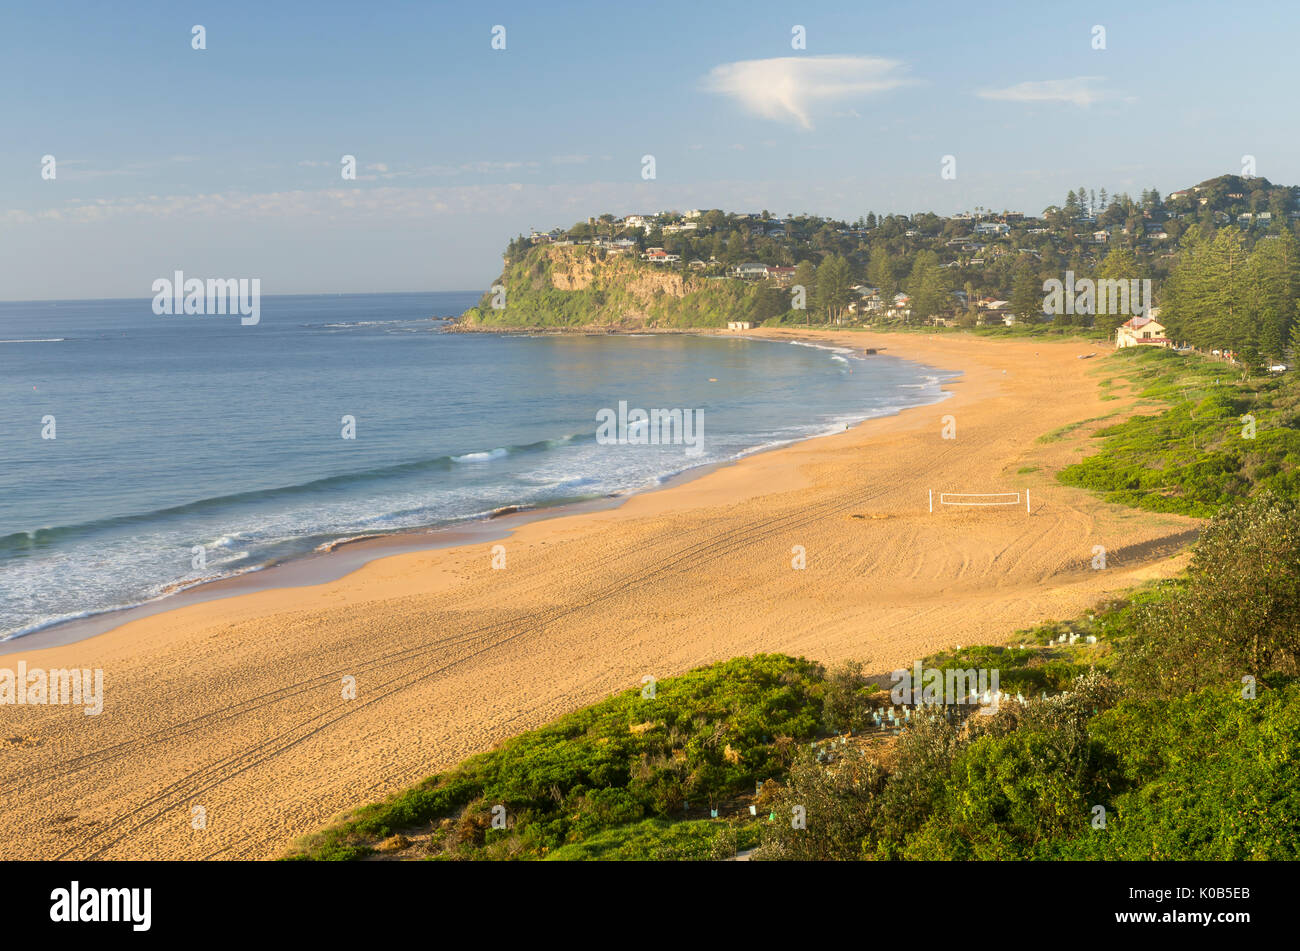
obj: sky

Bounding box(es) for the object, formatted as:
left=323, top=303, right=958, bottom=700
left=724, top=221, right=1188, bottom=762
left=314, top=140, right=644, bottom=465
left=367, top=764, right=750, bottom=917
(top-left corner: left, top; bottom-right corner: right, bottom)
left=2, top=0, right=1297, bottom=300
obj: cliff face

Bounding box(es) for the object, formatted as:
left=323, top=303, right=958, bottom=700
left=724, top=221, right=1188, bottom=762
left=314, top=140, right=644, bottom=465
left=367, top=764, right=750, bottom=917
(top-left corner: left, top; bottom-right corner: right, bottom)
left=546, top=248, right=688, bottom=297
left=460, top=245, right=760, bottom=330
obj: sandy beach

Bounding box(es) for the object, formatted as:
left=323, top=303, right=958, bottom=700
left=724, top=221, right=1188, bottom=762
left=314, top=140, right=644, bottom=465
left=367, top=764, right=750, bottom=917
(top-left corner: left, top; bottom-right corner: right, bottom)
left=0, top=329, right=1200, bottom=860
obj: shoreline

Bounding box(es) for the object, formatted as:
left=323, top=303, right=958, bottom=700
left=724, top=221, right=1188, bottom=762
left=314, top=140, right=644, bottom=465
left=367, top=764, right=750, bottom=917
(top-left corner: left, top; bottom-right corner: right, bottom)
left=0, top=329, right=1202, bottom=860
left=1, top=331, right=949, bottom=653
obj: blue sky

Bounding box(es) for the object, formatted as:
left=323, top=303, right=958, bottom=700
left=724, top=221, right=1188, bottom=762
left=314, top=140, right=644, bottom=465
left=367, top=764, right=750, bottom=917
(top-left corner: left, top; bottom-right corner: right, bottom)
left=1, top=0, right=1295, bottom=300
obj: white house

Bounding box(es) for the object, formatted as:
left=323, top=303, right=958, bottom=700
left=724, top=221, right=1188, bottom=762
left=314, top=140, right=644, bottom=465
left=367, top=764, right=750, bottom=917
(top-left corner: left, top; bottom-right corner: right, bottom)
left=1115, top=315, right=1172, bottom=349
left=731, top=262, right=770, bottom=279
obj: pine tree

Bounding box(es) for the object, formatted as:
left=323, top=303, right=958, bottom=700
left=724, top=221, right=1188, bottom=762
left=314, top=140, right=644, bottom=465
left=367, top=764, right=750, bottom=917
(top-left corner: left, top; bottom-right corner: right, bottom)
left=1165, top=228, right=1252, bottom=350
left=1010, top=262, right=1041, bottom=322
left=793, top=260, right=817, bottom=323
left=907, top=251, right=949, bottom=324
left=1250, top=231, right=1300, bottom=360
left=868, top=246, right=895, bottom=297
left=814, top=255, right=851, bottom=324
left=1095, top=246, right=1140, bottom=334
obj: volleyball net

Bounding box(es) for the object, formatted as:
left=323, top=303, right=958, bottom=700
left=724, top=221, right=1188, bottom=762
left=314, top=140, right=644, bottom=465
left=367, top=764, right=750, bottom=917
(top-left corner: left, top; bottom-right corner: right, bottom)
left=930, top=490, right=1031, bottom=513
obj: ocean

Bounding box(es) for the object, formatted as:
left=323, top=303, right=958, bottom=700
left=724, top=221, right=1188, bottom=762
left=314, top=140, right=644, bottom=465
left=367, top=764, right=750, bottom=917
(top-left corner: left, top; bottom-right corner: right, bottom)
left=0, top=292, right=954, bottom=641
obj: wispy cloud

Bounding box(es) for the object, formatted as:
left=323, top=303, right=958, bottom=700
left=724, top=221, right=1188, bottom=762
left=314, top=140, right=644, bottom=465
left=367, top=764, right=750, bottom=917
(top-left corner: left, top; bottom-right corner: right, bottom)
left=703, top=55, right=912, bottom=129
left=51, top=155, right=201, bottom=181
left=976, top=76, right=1122, bottom=107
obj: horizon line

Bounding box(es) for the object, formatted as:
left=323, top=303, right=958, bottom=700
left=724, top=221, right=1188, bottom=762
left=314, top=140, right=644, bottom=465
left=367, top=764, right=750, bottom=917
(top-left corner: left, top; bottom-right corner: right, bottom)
left=0, top=289, right=486, bottom=305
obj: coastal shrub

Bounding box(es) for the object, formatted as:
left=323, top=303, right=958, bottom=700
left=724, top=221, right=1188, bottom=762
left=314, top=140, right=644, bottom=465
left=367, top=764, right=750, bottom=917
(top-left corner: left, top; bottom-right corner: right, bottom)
left=1053, top=683, right=1300, bottom=859
left=289, top=654, right=825, bottom=860
left=871, top=710, right=963, bottom=855
left=899, top=726, right=1110, bottom=859
left=544, top=818, right=759, bottom=861
left=1117, top=491, right=1300, bottom=696
left=753, top=746, right=889, bottom=861
left=1058, top=348, right=1300, bottom=515
left=918, top=644, right=1089, bottom=695
left=820, top=660, right=880, bottom=733
left=756, top=670, right=1125, bottom=861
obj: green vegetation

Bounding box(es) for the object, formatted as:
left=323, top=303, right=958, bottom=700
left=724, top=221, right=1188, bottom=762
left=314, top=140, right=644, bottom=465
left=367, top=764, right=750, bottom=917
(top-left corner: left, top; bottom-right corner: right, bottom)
left=288, top=655, right=825, bottom=860
left=544, top=818, right=760, bottom=861
left=463, top=174, right=1300, bottom=351
left=1035, top=413, right=1117, bottom=444
left=1058, top=347, right=1300, bottom=515
left=308, top=222, right=1300, bottom=861
left=459, top=246, right=798, bottom=330
left=289, top=495, right=1300, bottom=861
left=756, top=493, right=1300, bottom=860
left=1162, top=226, right=1298, bottom=362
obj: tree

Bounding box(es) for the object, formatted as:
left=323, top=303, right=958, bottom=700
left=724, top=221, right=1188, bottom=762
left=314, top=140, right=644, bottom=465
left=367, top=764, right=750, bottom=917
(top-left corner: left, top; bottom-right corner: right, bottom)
left=1093, top=246, right=1140, bottom=335
left=1250, top=230, right=1300, bottom=360
left=868, top=246, right=895, bottom=297
left=1121, top=492, right=1300, bottom=696
left=907, top=251, right=949, bottom=325
left=1010, top=263, right=1041, bottom=323
left=814, top=255, right=852, bottom=324
left=1163, top=227, right=1252, bottom=350
left=793, top=260, right=817, bottom=323
left=725, top=228, right=748, bottom=263
left=750, top=285, right=789, bottom=325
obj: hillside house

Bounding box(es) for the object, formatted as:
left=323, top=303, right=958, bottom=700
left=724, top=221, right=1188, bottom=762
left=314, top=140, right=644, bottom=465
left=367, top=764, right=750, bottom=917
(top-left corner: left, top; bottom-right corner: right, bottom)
left=731, top=262, right=771, bottom=280
left=1115, top=315, right=1172, bottom=349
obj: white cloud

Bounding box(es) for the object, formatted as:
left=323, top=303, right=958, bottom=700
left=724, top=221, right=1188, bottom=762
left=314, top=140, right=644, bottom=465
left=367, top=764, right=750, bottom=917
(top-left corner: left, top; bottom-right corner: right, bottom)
left=703, top=55, right=912, bottom=129
left=976, top=77, right=1120, bottom=107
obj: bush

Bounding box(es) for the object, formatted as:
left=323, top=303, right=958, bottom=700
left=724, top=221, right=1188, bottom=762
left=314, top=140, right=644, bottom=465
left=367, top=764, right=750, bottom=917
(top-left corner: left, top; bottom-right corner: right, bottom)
left=1119, top=491, right=1300, bottom=696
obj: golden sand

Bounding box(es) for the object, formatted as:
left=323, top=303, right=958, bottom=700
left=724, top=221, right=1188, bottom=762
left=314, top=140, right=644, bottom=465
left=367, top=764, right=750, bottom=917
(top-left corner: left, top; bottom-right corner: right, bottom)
left=0, top=330, right=1199, bottom=859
